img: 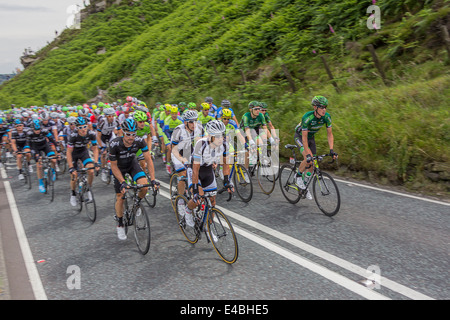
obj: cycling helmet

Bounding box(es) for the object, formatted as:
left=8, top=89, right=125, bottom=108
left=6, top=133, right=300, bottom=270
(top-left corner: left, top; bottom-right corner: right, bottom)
left=32, top=119, right=41, bottom=130
left=0, top=118, right=4, bottom=125
left=59, top=113, right=66, bottom=119
left=126, top=96, right=133, bottom=102
left=205, top=97, right=213, bottom=103
left=133, top=110, right=147, bottom=122
left=78, top=108, right=89, bottom=116
left=21, top=111, right=30, bottom=118
left=98, top=102, right=105, bottom=108
left=104, top=108, right=115, bottom=116
left=121, top=118, right=137, bottom=132
left=14, top=119, right=22, bottom=125
left=41, top=112, right=50, bottom=120
left=205, top=120, right=226, bottom=135
left=75, top=117, right=87, bottom=127
left=171, top=106, right=178, bottom=114
left=221, top=99, right=231, bottom=108
left=93, top=109, right=101, bottom=115
left=178, top=102, right=186, bottom=108
left=67, top=116, right=77, bottom=124
left=50, top=112, right=58, bottom=118
left=248, top=101, right=259, bottom=109
left=183, top=110, right=198, bottom=121
left=221, top=108, right=232, bottom=118
left=188, top=102, right=197, bottom=109
left=312, top=96, right=328, bottom=108
left=259, top=101, right=268, bottom=109
left=201, top=102, right=210, bottom=110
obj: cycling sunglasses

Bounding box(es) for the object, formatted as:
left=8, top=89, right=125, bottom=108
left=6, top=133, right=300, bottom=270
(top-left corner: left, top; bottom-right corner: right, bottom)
left=124, top=131, right=137, bottom=137
left=77, top=125, right=88, bottom=129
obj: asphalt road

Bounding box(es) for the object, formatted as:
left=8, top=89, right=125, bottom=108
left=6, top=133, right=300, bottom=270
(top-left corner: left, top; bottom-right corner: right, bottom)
left=0, top=157, right=449, bottom=302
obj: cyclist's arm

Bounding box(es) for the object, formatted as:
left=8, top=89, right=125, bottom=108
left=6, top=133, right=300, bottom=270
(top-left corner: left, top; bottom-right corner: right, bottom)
left=66, top=145, right=74, bottom=170
left=96, top=131, right=104, bottom=148
left=327, top=126, right=334, bottom=153
left=302, top=130, right=313, bottom=157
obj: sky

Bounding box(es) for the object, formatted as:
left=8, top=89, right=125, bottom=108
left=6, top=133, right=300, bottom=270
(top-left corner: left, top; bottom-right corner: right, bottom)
left=0, top=0, right=87, bottom=74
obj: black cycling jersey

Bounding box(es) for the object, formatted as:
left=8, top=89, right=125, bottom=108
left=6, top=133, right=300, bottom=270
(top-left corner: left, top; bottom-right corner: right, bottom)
left=26, top=128, right=55, bottom=148
left=11, top=129, right=30, bottom=148
left=109, top=136, right=148, bottom=169
left=67, top=130, right=97, bottom=150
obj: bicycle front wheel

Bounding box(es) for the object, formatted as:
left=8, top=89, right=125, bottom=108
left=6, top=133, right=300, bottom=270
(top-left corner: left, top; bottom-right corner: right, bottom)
left=84, top=185, right=97, bottom=222
left=169, top=172, right=181, bottom=210
left=279, top=164, right=301, bottom=204
left=312, top=172, right=341, bottom=217
left=233, top=164, right=253, bottom=202
left=206, top=208, right=238, bottom=264
left=174, top=195, right=198, bottom=244
left=47, top=169, right=55, bottom=202
left=134, top=203, right=151, bottom=255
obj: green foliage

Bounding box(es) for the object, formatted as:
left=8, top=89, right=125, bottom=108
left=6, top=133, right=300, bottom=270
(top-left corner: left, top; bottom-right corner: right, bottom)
left=0, top=0, right=449, bottom=191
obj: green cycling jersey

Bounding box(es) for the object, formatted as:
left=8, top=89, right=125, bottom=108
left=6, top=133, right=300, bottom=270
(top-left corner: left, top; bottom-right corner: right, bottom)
left=295, top=110, right=332, bottom=138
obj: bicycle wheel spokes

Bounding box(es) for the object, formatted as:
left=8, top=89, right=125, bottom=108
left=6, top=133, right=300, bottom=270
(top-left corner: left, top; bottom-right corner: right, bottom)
left=174, top=195, right=198, bottom=244
left=84, top=186, right=97, bottom=222
left=207, top=208, right=238, bottom=264
left=169, top=173, right=180, bottom=210
left=134, top=203, right=151, bottom=255
left=233, top=164, right=253, bottom=202
left=256, top=158, right=276, bottom=194
left=312, top=172, right=341, bottom=217
left=279, top=164, right=301, bottom=204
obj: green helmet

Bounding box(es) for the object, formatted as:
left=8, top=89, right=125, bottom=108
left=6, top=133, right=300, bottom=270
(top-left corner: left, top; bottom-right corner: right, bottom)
left=311, top=96, right=328, bottom=108
left=259, top=102, right=268, bottom=109
left=62, top=106, right=68, bottom=112
left=248, top=101, right=259, bottom=109
left=133, top=110, right=148, bottom=122
left=188, top=102, right=197, bottom=109
left=178, top=102, right=186, bottom=108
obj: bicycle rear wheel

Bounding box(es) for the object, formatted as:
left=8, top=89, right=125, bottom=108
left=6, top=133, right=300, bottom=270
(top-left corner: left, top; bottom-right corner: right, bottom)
left=233, top=164, right=252, bottom=202
left=134, top=203, right=151, bottom=255
left=84, top=185, right=97, bottom=222
left=279, top=164, right=301, bottom=204
left=47, top=168, right=55, bottom=202
left=312, top=172, right=341, bottom=217
left=206, top=208, right=238, bottom=264
left=256, top=159, right=276, bottom=195
left=174, top=195, right=198, bottom=244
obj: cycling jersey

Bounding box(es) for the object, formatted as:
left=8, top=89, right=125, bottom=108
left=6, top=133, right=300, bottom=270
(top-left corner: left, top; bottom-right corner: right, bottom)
left=216, top=107, right=236, bottom=119
left=67, top=131, right=97, bottom=168
left=240, top=112, right=267, bottom=130
left=295, top=110, right=332, bottom=138
left=192, top=137, right=229, bottom=167
left=0, top=125, right=9, bottom=138
left=171, top=122, right=204, bottom=172
left=97, top=117, right=120, bottom=136
left=197, top=113, right=215, bottom=126
left=163, top=116, right=183, bottom=139
left=109, top=136, right=148, bottom=169
left=11, top=129, right=30, bottom=149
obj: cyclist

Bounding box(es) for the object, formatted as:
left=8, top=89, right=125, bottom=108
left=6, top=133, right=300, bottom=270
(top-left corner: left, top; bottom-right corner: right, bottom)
left=133, top=110, right=158, bottom=178
left=294, top=96, right=337, bottom=199
left=216, top=99, right=239, bottom=125
left=0, top=118, right=10, bottom=167
left=183, top=120, right=233, bottom=230
left=26, top=119, right=58, bottom=193
left=10, top=119, right=32, bottom=180
left=240, top=101, right=269, bottom=168
left=67, top=117, right=99, bottom=206
left=171, top=110, right=205, bottom=199
left=96, top=108, right=121, bottom=181
left=259, top=101, right=278, bottom=144
left=197, top=103, right=215, bottom=127
left=204, top=97, right=218, bottom=118
left=109, top=118, right=159, bottom=240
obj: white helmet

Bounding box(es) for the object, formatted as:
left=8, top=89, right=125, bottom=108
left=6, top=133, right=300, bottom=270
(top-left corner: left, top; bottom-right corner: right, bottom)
left=183, top=110, right=198, bottom=121
left=205, top=120, right=226, bottom=135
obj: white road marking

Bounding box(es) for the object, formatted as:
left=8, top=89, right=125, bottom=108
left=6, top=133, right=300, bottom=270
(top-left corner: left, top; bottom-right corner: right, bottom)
left=159, top=181, right=435, bottom=300
left=334, top=178, right=450, bottom=206
left=1, top=167, right=48, bottom=300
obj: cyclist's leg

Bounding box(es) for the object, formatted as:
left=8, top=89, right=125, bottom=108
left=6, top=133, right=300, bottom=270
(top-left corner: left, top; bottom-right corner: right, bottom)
left=130, top=160, right=148, bottom=199
left=79, top=149, right=94, bottom=187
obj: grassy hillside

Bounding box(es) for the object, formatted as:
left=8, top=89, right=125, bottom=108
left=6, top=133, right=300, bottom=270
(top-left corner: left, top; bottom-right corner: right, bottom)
left=1, top=0, right=449, bottom=195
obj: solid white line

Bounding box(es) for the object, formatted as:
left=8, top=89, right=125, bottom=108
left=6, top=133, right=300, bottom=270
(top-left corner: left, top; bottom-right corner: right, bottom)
left=159, top=183, right=390, bottom=300
left=334, top=178, right=450, bottom=206
left=158, top=180, right=434, bottom=300
left=231, top=223, right=390, bottom=300
left=1, top=168, right=48, bottom=300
